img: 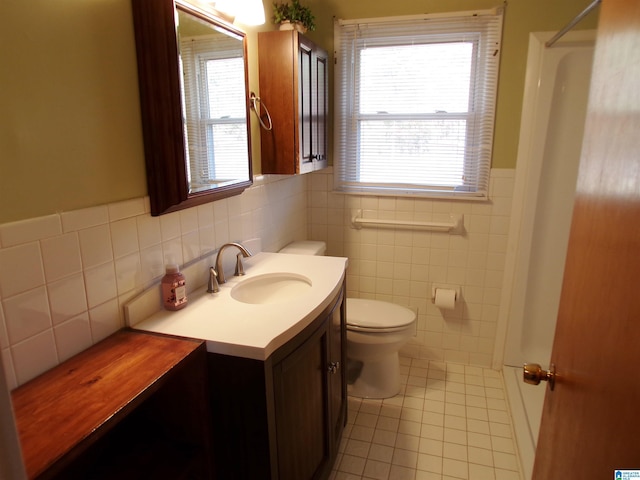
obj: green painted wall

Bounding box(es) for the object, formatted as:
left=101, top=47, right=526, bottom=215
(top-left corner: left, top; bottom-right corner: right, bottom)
left=1, top=0, right=147, bottom=224
left=0, top=0, right=598, bottom=224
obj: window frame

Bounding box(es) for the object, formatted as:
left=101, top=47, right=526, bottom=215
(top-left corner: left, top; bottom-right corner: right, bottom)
left=334, top=9, right=504, bottom=200
left=196, top=53, right=248, bottom=180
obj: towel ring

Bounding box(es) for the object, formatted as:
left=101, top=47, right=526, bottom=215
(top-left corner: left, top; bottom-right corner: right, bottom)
left=250, top=92, right=273, bottom=131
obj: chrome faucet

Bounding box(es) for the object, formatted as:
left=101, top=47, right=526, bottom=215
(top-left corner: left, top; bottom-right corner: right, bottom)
left=215, top=242, right=253, bottom=284
left=207, top=266, right=219, bottom=293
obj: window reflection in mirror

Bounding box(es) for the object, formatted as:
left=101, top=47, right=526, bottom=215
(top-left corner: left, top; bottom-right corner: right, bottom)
left=178, top=8, right=250, bottom=194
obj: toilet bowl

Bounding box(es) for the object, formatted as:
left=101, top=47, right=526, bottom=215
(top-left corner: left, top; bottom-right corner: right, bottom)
left=279, top=241, right=417, bottom=399
left=345, top=298, right=416, bottom=398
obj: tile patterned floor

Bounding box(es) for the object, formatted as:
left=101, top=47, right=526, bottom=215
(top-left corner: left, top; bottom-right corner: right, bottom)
left=330, top=358, right=524, bottom=480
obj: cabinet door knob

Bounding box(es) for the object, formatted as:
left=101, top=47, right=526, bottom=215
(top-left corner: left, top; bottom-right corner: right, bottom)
left=328, top=362, right=340, bottom=374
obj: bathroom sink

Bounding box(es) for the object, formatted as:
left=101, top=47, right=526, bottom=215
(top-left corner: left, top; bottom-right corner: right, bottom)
left=231, top=273, right=312, bottom=304
left=129, top=251, right=349, bottom=360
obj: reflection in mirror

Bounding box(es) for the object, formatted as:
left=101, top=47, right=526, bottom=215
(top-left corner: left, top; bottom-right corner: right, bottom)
left=178, top=8, right=250, bottom=194
left=131, top=0, right=252, bottom=216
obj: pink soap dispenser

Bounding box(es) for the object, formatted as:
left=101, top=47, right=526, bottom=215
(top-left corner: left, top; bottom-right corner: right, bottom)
left=162, top=263, right=187, bottom=311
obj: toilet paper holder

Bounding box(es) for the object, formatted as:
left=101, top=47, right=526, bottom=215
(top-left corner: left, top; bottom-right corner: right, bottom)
left=431, top=284, right=461, bottom=302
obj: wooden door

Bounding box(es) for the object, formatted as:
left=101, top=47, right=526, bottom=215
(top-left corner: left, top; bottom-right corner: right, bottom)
left=532, top=0, right=640, bottom=478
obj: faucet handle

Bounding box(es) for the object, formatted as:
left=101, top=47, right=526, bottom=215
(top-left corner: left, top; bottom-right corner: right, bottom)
left=235, top=253, right=246, bottom=277
left=207, top=267, right=219, bottom=293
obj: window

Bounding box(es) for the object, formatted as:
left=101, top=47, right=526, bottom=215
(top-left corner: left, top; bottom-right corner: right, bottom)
left=334, top=9, right=503, bottom=199
left=181, top=35, right=249, bottom=192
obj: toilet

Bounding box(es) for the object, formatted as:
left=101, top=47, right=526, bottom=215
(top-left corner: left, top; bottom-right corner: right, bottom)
left=279, top=241, right=417, bottom=399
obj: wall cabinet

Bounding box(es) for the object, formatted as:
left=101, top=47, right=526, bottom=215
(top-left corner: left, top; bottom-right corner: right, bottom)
left=258, top=31, right=328, bottom=175
left=207, top=281, right=346, bottom=479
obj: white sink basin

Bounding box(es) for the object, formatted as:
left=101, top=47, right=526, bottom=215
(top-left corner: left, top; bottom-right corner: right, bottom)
left=129, top=251, right=348, bottom=360
left=231, top=272, right=312, bottom=304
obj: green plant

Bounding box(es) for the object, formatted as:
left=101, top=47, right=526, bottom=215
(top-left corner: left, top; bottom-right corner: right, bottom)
left=272, top=0, right=316, bottom=31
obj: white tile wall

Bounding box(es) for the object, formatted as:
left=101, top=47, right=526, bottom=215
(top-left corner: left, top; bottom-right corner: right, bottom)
left=0, top=169, right=514, bottom=388
left=308, top=169, right=515, bottom=368
left=0, top=174, right=308, bottom=388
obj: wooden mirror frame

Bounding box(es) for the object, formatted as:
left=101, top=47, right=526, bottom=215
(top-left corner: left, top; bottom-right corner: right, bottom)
left=131, top=0, right=253, bottom=216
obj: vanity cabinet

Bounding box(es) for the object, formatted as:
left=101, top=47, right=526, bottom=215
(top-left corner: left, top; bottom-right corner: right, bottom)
left=207, top=281, right=346, bottom=479
left=258, top=30, right=328, bottom=175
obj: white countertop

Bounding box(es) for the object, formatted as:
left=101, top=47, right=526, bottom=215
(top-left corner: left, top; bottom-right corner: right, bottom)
left=132, top=252, right=347, bottom=361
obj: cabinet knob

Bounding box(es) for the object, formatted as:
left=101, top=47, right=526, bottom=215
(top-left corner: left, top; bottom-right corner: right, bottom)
left=328, top=362, right=340, bottom=374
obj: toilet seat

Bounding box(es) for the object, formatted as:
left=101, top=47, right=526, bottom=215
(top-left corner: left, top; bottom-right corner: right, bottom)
left=346, top=299, right=415, bottom=333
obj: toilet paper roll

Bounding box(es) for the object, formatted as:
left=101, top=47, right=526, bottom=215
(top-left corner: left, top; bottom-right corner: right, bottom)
left=434, top=288, right=457, bottom=310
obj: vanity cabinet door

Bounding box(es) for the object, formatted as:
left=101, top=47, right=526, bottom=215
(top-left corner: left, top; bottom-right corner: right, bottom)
left=272, top=322, right=329, bottom=480
left=258, top=31, right=328, bottom=175
left=328, top=288, right=346, bottom=454
left=272, top=285, right=346, bottom=480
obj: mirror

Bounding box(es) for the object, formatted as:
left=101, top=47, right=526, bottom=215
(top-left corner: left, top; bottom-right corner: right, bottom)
left=131, top=0, right=252, bottom=216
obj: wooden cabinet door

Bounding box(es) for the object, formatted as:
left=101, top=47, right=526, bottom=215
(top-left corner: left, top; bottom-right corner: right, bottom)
left=298, top=35, right=328, bottom=174
left=273, top=323, right=329, bottom=480
left=298, top=37, right=314, bottom=172
left=328, top=287, right=346, bottom=454
left=258, top=31, right=328, bottom=175
left=258, top=30, right=298, bottom=174
left=313, top=46, right=328, bottom=168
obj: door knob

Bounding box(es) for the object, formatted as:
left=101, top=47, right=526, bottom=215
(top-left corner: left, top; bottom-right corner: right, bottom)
left=328, top=362, right=340, bottom=374
left=523, top=363, right=556, bottom=391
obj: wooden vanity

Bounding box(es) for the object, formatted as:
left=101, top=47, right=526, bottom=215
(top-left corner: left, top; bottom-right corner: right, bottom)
left=12, top=257, right=347, bottom=479
left=206, top=280, right=346, bottom=480
left=11, top=329, right=212, bottom=479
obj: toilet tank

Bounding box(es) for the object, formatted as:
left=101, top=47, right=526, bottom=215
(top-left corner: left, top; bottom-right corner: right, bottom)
left=279, top=241, right=326, bottom=256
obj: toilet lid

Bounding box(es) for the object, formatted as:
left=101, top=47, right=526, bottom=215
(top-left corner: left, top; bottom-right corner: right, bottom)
left=346, top=298, right=415, bottom=330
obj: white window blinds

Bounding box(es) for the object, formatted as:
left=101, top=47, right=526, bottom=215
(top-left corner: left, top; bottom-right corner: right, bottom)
left=334, top=9, right=503, bottom=199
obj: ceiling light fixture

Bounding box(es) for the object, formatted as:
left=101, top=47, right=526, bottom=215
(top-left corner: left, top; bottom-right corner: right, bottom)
left=211, top=0, right=265, bottom=26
